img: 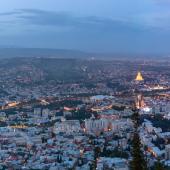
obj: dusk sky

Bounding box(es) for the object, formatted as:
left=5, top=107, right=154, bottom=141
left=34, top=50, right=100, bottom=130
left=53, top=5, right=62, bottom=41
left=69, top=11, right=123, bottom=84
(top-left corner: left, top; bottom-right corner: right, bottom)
left=1, top=0, right=170, bottom=54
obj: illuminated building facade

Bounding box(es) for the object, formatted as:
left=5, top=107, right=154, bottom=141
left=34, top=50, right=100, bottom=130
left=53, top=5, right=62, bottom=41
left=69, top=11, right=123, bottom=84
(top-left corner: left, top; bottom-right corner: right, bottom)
left=135, top=94, right=145, bottom=109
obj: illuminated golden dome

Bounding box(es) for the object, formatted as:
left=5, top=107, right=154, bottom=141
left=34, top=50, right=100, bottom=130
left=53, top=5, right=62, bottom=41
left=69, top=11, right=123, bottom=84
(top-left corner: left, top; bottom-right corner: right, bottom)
left=135, top=71, right=144, bottom=81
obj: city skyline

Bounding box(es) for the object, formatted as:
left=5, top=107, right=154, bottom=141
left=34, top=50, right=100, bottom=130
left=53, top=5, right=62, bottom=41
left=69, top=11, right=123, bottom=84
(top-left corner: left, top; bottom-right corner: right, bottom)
left=0, top=1, right=170, bottom=170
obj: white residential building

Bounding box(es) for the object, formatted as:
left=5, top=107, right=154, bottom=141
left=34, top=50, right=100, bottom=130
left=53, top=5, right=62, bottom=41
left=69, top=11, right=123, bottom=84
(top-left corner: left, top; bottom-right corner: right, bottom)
left=54, top=119, right=80, bottom=134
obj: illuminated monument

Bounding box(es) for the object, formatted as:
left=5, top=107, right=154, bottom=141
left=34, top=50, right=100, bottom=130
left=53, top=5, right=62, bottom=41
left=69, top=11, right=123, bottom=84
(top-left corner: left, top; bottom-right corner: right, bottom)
left=135, top=71, right=144, bottom=81
left=135, top=94, right=145, bottom=109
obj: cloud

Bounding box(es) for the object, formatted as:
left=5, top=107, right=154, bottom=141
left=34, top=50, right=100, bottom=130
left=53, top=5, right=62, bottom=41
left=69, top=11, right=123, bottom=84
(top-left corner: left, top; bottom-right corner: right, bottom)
left=0, top=8, right=146, bottom=30
left=18, top=9, right=80, bottom=27
left=1, top=8, right=170, bottom=54
left=0, top=8, right=167, bottom=34
left=137, top=11, right=170, bottom=30
left=0, top=11, right=22, bottom=16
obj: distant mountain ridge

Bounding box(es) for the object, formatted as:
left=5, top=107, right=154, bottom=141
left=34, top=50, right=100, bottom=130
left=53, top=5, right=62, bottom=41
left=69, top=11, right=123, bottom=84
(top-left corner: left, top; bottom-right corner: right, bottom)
left=0, top=48, right=92, bottom=59
left=0, top=48, right=168, bottom=60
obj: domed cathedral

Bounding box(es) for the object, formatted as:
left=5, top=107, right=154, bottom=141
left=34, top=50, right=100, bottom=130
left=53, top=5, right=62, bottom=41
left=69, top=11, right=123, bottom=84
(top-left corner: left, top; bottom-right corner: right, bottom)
left=131, top=67, right=145, bottom=86
left=131, top=70, right=145, bottom=92
left=133, top=70, right=145, bottom=91
left=135, top=71, right=144, bottom=81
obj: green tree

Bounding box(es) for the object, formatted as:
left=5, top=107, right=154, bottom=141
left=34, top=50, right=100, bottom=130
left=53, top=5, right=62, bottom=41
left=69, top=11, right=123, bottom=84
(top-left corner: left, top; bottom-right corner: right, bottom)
left=94, top=146, right=101, bottom=169
left=130, top=107, right=148, bottom=170
left=131, top=108, right=140, bottom=129
left=94, top=146, right=101, bottom=159
left=154, top=160, right=165, bottom=170
left=130, top=132, right=148, bottom=170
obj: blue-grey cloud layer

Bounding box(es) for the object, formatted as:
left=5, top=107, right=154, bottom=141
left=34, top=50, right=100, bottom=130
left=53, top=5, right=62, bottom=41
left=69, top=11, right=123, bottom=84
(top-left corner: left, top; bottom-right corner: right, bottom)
left=0, top=4, right=170, bottom=54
